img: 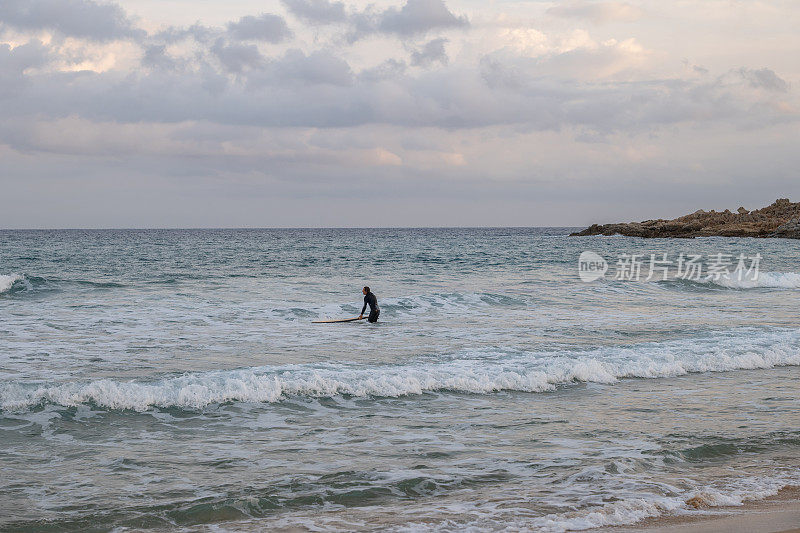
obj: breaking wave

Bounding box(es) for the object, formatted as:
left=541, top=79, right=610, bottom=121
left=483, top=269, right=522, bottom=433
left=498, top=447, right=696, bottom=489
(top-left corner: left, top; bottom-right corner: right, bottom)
left=3, top=328, right=798, bottom=412
left=709, top=271, right=800, bottom=289
left=0, top=273, right=29, bottom=294
left=0, top=273, right=123, bottom=295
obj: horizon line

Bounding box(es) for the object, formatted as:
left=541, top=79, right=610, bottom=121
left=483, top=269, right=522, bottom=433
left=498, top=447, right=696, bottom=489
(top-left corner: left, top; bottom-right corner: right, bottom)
left=0, top=225, right=583, bottom=231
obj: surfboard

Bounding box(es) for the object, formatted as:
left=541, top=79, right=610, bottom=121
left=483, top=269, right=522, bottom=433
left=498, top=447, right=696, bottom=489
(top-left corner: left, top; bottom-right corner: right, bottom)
left=311, top=316, right=367, bottom=324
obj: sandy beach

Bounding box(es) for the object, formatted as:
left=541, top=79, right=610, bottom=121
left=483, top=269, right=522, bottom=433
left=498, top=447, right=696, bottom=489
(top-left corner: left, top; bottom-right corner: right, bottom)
left=604, top=486, right=800, bottom=533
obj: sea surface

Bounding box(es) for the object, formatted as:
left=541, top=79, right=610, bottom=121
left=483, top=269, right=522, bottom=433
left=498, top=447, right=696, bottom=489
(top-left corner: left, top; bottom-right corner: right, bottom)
left=1, top=228, right=799, bottom=532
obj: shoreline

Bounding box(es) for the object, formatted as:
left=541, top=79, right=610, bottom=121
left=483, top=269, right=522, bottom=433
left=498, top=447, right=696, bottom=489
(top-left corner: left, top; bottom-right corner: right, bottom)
left=601, top=486, right=800, bottom=533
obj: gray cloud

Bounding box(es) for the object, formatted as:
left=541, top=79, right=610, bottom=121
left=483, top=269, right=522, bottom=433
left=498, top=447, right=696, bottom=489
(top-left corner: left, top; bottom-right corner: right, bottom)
left=1, top=48, right=792, bottom=138
left=270, top=48, right=353, bottom=85
left=378, top=0, right=468, bottom=35
left=3, top=121, right=798, bottom=228
left=282, top=0, right=347, bottom=24
left=154, top=23, right=219, bottom=45
left=280, top=0, right=468, bottom=41
left=0, top=40, right=50, bottom=98
left=411, top=38, right=448, bottom=67
left=151, top=0, right=466, bottom=49
left=0, top=39, right=50, bottom=71
left=379, top=0, right=469, bottom=35
left=358, top=58, right=407, bottom=82
left=227, top=13, right=292, bottom=43
left=0, top=0, right=142, bottom=41
left=142, top=44, right=177, bottom=70
left=156, top=14, right=292, bottom=49
left=233, top=48, right=354, bottom=89
left=211, top=39, right=265, bottom=73
left=0, top=4, right=793, bottom=137
left=739, top=68, right=789, bottom=92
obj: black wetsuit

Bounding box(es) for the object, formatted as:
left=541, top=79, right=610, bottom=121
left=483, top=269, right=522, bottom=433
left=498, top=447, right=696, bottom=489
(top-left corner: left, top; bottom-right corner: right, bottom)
left=361, top=291, right=379, bottom=323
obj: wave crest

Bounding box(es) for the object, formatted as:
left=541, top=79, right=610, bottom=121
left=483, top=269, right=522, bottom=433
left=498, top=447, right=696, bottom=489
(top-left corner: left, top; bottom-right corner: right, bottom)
left=3, top=328, right=799, bottom=412
left=0, top=273, right=28, bottom=294
left=711, top=271, right=800, bottom=289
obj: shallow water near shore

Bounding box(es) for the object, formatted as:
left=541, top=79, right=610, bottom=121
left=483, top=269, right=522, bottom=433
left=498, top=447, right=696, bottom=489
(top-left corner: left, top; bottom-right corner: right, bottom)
left=1, top=228, right=799, bottom=531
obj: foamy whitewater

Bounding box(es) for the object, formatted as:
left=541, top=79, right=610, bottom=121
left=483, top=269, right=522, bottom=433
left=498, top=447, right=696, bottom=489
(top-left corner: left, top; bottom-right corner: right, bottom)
left=0, top=273, right=23, bottom=293
left=1, top=228, right=799, bottom=531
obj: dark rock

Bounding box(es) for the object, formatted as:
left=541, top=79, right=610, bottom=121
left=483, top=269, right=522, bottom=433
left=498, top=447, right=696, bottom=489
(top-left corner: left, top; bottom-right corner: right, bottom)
left=570, top=199, right=800, bottom=239
left=770, top=218, right=800, bottom=239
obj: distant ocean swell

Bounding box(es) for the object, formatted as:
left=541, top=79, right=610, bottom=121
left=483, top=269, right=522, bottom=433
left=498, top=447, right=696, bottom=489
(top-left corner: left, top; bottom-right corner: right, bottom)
left=3, top=328, right=798, bottom=411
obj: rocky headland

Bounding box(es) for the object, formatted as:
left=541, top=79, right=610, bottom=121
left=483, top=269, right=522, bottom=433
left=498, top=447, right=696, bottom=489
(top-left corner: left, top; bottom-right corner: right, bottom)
left=570, top=198, right=800, bottom=239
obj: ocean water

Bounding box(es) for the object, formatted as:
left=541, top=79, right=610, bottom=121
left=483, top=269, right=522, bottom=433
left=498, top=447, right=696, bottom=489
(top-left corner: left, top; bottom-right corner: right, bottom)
left=1, top=228, right=799, bottom=532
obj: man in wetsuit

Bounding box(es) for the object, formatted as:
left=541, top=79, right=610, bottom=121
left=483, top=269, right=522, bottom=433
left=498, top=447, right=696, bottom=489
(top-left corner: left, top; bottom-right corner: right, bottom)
left=358, top=286, right=380, bottom=323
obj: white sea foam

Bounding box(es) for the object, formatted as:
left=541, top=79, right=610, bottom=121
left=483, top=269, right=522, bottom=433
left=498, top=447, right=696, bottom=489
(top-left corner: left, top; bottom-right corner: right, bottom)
left=531, top=475, right=796, bottom=532
left=0, top=365, right=555, bottom=411
left=262, top=474, right=799, bottom=532
left=710, top=271, right=800, bottom=289
left=655, top=271, right=800, bottom=290
left=0, top=273, right=23, bottom=294
left=308, top=293, right=522, bottom=321
left=2, top=328, right=799, bottom=411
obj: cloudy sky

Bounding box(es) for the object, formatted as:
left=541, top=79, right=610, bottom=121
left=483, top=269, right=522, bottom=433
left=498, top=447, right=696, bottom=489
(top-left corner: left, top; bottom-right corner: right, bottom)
left=1, top=0, right=798, bottom=228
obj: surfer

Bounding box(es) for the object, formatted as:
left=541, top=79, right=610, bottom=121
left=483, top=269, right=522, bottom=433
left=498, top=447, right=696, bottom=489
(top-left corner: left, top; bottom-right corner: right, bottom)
left=358, top=286, right=380, bottom=323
